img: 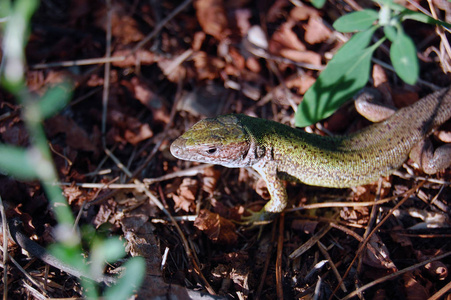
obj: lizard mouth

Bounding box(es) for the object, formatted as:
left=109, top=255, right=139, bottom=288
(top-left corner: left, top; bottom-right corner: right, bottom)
left=170, top=137, right=186, bottom=159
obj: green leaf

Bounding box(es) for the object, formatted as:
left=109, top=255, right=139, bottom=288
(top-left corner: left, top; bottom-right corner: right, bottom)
left=38, top=82, right=73, bottom=119
left=383, top=25, right=397, bottom=42
left=375, top=0, right=406, bottom=13
left=93, top=238, right=125, bottom=263
left=330, top=26, right=379, bottom=62
left=310, top=0, right=326, bottom=9
left=49, top=243, right=85, bottom=270
left=333, top=10, right=379, bottom=32
left=1, top=0, right=39, bottom=91
left=295, top=28, right=380, bottom=127
left=390, top=30, right=418, bottom=85
left=0, top=144, right=39, bottom=179
left=105, top=257, right=145, bottom=300
left=400, top=9, right=451, bottom=28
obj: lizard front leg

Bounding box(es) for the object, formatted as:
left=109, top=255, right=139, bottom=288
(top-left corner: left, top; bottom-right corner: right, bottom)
left=240, top=161, right=287, bottom=225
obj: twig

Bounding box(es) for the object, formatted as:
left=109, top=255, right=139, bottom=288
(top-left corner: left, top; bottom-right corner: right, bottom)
left=317, top=241, right=346, bottom=292
left=289, top=224, right=331, bottom=259
left=356, top=178, right=383, bottom=275
left=102, top=0, right=112, bottom=146
left=329, top=180, right=427, bottom=300
left=30, top=56, right=127, bottom=69
left=287, top=194, right=398, bottom=212
left=276, top=214, right=285, bottom=300
left=131, top=0, right=193, bottom=55
left=30, top=0, right=193, bottom=70
left=255, top=218, right=278, bottom=299
left=102, top=146, right=216, bottom=295
left=0, top=195, right=8, bottom=300
left=4, top=218, right=115, bottom=284
left=428, top=277, right=451, bottom=300
left=342, top=250, right=451, bottom=300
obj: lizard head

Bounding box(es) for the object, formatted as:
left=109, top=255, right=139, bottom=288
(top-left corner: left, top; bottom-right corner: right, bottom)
left=170, top=114, right=254, bottom=167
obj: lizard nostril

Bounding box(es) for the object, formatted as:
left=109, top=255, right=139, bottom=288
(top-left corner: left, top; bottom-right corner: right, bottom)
left=207, top=148, right=217, bottom=154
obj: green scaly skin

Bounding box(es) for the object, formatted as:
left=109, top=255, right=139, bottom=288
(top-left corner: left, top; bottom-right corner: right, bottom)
left=170, top=88, right=451, bottom=224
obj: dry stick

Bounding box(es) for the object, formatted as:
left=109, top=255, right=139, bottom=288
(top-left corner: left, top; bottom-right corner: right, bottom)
left=5, top=254, right=49, bottom=296
left=276, top=214, right=285, bottom=300
left=423, top=0, right=451, bottom=72
left=103, top=148, right=216, bottom=295
left=328, top=180, right=427, bottom=300
left=134, top=180, right=216, bottom=295
left=255, top=220, right=278, bottom=300
left=31, top=56, right=127, bottom=69
left=130, top=0, right=193, bottom=55
left=428, top=277, right=451, bottom=300
left=341, top=0, right=363, bottom=11
left=341, top=250, right=451, bottom=300
left=287, top=194, right=398, bottom=212
left=0, top=196, right=8, bottom=300
left=317, top=241, right=347, bottom=293
left=289, top=225, right=331, bottom=259
left=393, top=170, right=451, bottom=185
left=356, top=178, right=383, bottom=276
left=130, top=76, right=183, bottom=179
left=30, top=0, right=193, bottom=70
left=101, top=0, right=112, bottom=146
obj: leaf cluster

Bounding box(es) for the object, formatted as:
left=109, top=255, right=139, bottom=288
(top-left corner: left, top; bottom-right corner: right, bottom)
left=295, top=0, right=451, bottom=127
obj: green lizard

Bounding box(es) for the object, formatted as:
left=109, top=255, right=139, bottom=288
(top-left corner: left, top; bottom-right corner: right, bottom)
left=170, top=88, right=451, bottom=224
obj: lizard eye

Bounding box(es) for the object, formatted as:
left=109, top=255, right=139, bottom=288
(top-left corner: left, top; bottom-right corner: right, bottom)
left=207, top=148, right=217, bottom=154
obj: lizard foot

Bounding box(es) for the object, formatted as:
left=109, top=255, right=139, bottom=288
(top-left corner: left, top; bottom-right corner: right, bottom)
left=235, top=208, right=278, bottom=227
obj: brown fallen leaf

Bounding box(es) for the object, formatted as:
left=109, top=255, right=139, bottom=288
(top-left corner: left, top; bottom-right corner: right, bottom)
left=402, top=272, right=430, bottom=300
left=194, top=0, right=228, bottom=40
left=304, top=16, right=332, bottom=45
left=269, top=22, right=306, bottom=54
left=279, top=48, right=321, bottom=65
left=107, top=110, right=153, bottom=145
left=202, top=166, right=221, bottom=195
left=95, top=3, right=144, bottom=44
left=45, top=115, right=97, bottom=152
left=172, top=177, right=198, bottom=213
left=194, top=209, right=238, bottom=245
left=62, top=184, right=88, bottom=206
left=111, top=49, right=156, bottom=68
left=0, top=117, right=29, bottom=147
left=289, top=5, right=319, bottom=22
left=285, top=73, right=316, bottom=95
left=363, top=234, right=397, bottom=271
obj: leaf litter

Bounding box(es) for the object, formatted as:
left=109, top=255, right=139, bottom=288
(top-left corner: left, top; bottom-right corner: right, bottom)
left=1, top=0, right=451, bottom=299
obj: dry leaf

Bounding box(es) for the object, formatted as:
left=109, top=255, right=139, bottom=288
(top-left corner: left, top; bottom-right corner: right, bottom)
left=46, top=115, right=97, bottom=152
left=192, top=51, right=225, bottom=80
left=270, top=22, right=306, bottom=54
left=194, top=209, right=238, bottom=245
left=364, top=234, right=397, bottom=271
left=95, top=3, right=144, bottom=44
left=194, top=0, right=228, bottom=39
left=235, top=8, right=251, bottom=36
left=304, top=17, right=331, bottom=44
left=402, top=272, right=430, bottom=300
left=107, top=110, right=153, bottom=145
left=202, top=166, right=221, bottom=195
left=173, top=178, right=198, bottom=212
left=62, top=185, right=86, bottom=205
left=289, top=5, right=318, bottom=22
left=279, top=49, right=321, bottom=65
left=111, top=49, right=156, bottom=68
left=285, top=73, right=316, bottom=95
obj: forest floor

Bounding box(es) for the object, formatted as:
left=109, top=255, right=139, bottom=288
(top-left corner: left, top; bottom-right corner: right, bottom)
left=1, top=0, right=451, bottom=299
